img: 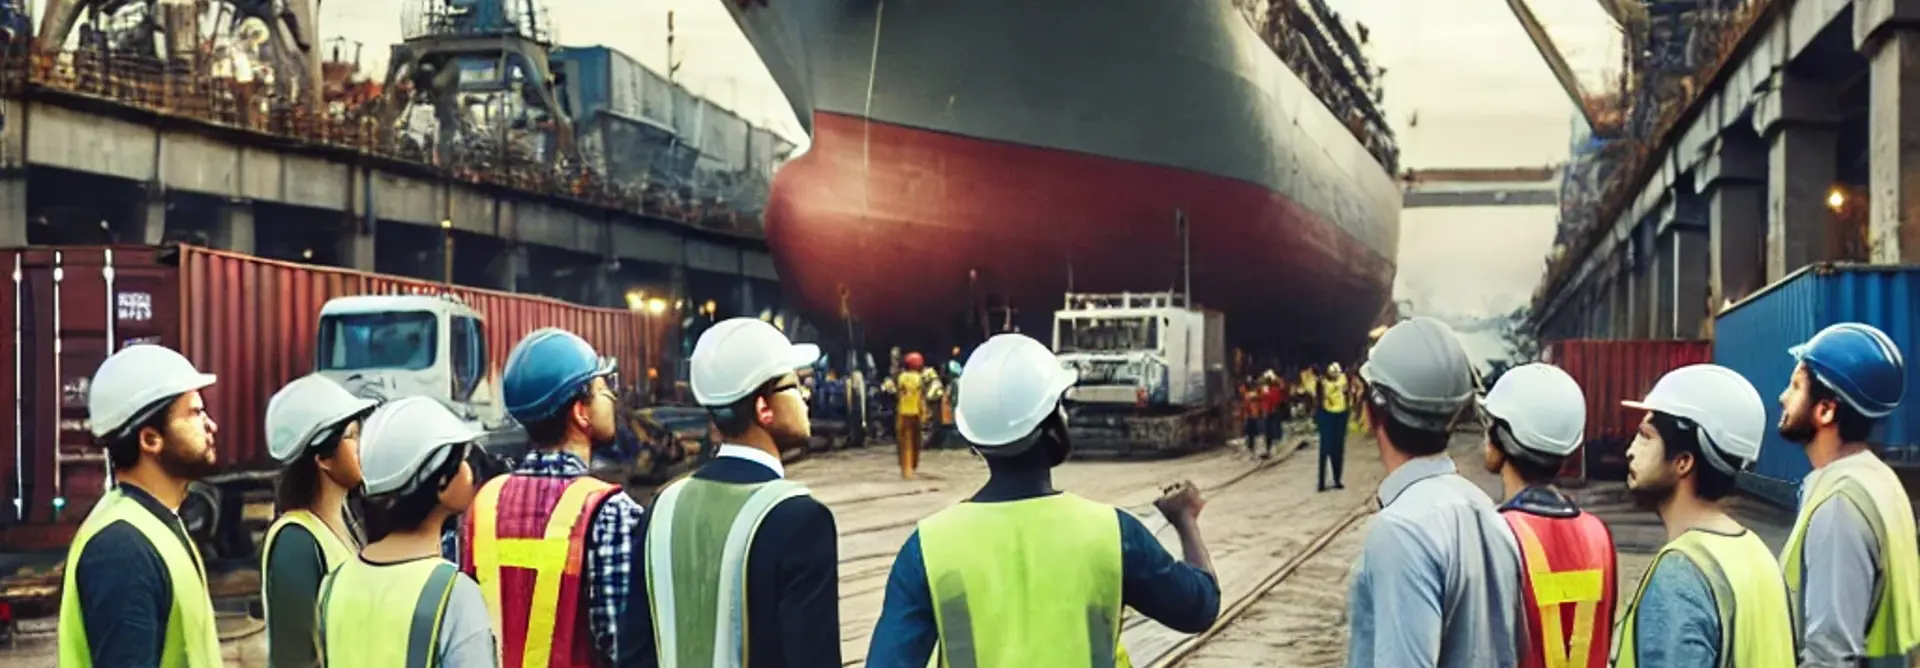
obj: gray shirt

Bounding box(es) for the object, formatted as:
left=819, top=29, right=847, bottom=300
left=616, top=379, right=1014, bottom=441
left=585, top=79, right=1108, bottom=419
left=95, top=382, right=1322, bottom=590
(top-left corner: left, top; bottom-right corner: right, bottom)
left=1347, top=453, right=1524, bottom=668
left=440, top=575, right=499, bottom=668
left=1796, top=455, right=1883, bottom=667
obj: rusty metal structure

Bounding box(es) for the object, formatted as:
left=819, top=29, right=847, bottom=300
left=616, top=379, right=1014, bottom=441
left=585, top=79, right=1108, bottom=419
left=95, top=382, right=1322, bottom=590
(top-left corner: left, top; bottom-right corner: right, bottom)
left=1530, top=0, right=1771, bottom=308
left=36, top=0, right=322, bottom=110
left=375, top=0, right=574, bottom=167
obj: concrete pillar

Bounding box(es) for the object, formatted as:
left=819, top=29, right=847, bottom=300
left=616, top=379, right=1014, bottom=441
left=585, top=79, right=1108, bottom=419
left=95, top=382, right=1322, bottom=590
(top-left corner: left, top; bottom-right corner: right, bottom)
left=338, top=223, right=375, bottom=271
left=1654, top=236, right=1676, bottom=339
left=1610, top=260, right=1630, bottom=338
left=1754, top=72, right=1841, bottom=280
left=1672, top=227, right=1712, bottom=338
left=492, top=245, right=525, bottom=292
left=1697, top=132, right=1767, bottom=305
left=1857, top=1, right=1920, bottom=262
left=0, top=175, right=25, bottom=247
left=214, top=199, right=256, bottom=255
left=140, top=185, right=167, bottom=245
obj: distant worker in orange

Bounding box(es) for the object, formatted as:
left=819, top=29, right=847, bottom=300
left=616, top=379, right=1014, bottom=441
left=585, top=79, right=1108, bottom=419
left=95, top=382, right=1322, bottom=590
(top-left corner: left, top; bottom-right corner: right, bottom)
left=896, top=351, right=930, bottom=478
left=1260, top=372, right=1285, bottom=457
left=1482, top=364, right=1617, bottom=668
left=1241, top=376, right=1266, bottom=454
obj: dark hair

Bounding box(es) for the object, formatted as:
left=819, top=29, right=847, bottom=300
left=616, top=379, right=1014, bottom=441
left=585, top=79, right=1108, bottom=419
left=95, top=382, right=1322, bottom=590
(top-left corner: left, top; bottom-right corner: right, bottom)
left=1492, top=424, right=1566, bottom=484
left=1373, top=397, right=1451, bottom=457
left=273, top=416, right=365, bottom=514
left=1650, top=412, right=1738, bottom=501
left=710, top=378, right=784, bottom=438
left=105, top=398, right=179, bottom=472
left=981, top=411, right=1072, bottom=474
left=1807, top=380, right=1876, bottom=443
left=359, top=444, right=466, bottom=542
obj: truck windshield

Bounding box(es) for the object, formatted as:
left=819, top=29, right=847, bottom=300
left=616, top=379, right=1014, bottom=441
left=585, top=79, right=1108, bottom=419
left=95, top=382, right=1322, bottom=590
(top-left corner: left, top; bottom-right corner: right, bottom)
left=1057, top=317, right=1158, bottom=353
left=317, top=311, right=439, bottom=371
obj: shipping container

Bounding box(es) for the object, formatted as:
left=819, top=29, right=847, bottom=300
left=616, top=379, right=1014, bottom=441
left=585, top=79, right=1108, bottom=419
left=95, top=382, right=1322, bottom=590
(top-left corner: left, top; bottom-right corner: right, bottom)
left=1713, top=264, right=1920, bottom=500
left=0, top=245, right=660, bottom=552
left=551, top=45, right=675, bottom=128
left=1541, top=339, right=1712, bottom=483
left=702, top=107, right=750, bottom=171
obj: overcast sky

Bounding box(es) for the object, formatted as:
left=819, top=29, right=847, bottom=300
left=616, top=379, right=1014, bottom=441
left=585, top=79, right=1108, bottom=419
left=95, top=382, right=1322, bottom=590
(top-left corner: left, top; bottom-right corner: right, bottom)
left=33, top=0, right=1623, bottom=317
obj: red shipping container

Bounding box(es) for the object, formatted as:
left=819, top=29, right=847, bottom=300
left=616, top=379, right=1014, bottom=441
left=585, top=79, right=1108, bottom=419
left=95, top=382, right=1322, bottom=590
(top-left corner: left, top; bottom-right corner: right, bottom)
left=1541, top=339, right=1712, bottom=484
left=0, top=245, right=668, bottom=549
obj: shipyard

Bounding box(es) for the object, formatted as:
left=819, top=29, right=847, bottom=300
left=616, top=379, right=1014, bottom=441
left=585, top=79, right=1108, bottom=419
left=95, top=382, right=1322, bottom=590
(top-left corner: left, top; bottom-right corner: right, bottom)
left=4, top=0, right=1920, bottom=666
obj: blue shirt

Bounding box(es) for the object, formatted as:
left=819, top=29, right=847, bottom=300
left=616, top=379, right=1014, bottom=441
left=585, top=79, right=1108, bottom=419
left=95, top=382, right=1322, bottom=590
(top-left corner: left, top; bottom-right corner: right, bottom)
left=1626, top=552, right=1721, bottom=667
left=865, top=476, right=1220, bottom=667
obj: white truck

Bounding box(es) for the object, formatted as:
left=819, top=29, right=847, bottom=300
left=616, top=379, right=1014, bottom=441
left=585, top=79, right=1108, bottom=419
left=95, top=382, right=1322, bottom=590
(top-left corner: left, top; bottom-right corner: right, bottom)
left=1053, top=291, right=1230, bottom=456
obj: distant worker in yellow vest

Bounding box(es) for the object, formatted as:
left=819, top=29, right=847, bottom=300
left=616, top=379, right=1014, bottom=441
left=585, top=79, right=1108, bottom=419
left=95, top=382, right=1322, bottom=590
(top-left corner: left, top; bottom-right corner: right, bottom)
left=57, top=345, right=224, bottom=667
left=624, top=316, right=841, bottom=667
left=1774, top=323, right=1920, bottom=665
left=1316, top=362, right=1350, bottom=492
left=866, top=333, right=1221, bottom=668
left=1614, top=364, right=1796, bottom=667
left=262, top=374, right=378, bottom=668
left=895, top=351, right=929, bottom=479
left=317, top=396, right=496, bottom=667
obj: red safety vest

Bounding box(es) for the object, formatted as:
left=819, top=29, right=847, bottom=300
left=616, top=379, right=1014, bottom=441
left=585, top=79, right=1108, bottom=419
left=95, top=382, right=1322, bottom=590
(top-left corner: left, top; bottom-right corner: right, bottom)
left=1502, top=509, right=1617, bottom=668
left=461, top=474, right=620, bottom=668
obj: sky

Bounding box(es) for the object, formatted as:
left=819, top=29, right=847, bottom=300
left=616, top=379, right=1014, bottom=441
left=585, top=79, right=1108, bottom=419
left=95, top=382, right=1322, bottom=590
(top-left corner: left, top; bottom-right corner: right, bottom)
left=27, top=0, right=1622, bottom=318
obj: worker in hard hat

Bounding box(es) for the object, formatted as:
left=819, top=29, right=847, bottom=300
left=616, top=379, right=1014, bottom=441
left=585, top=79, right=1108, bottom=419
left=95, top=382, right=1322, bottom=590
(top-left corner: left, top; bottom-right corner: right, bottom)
left=261, top=373, right=378, bottom=668
left=1316, top=361, right=1351, bottom=491
left=1613, top=364, right=1795, bottom=666
left=317, top=396, right=496, bottom=666
left=1346, top=318, right=1522, bottom=667
left=1775, top=323, right=1920, bottom=665
left=57, top=345, right=224, bottom=667
left=895, top=350, right=929, bottom=478
left=1480, top=363, right=1617, bottom=668
left=1240, top=376, right=1265, bottom=453
left=621, top=316, right=840, bottom=666
left=866, top=333, right=1220, bottom=668
left=458, top=328, right=642, bottom=665
left=1260, top=371, right=1285, bottom=457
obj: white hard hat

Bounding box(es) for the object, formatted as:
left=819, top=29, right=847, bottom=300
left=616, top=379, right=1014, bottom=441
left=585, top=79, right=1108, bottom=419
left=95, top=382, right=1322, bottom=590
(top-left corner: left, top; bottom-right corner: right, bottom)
left=266, top=374, right=379, bottom=463
left=1621, top=364, right=1765, bottom=469
left=1483, top=363, right=1586, bottom=457
left=955, top=334, right=1079, bottom=449
left=689, top=317, right=821, bottom=406
left=1358, top=318, right=1478, bottom=431
left=88, top=344, right=217, bottom=439
left=1328, top=362, right=1343, bottom=375
left=357, top=396, right=483, bottom=496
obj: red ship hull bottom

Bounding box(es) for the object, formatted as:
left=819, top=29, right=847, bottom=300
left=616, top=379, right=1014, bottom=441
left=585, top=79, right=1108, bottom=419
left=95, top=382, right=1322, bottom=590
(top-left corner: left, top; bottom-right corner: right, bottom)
left=766, top=112, right=1395, bottom=358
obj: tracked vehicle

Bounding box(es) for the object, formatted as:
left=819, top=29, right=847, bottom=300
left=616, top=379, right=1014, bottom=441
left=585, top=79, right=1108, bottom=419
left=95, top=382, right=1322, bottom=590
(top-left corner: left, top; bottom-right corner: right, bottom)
left=1053, top=291, right=1230, bottom=456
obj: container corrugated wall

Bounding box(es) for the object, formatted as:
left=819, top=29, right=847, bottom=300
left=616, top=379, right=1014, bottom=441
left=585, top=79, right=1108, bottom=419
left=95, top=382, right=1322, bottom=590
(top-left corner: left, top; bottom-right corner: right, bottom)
left=1544, top=339, right=1712, bottom=483
left=1713, top=264, right=1920, bottom=493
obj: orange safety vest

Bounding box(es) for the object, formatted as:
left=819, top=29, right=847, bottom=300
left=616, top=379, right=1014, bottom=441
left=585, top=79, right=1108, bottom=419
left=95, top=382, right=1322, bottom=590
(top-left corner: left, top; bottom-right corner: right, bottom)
left=1503, top=509, right=1617, bottom=668
left=461, top=474, right=621, bottom=668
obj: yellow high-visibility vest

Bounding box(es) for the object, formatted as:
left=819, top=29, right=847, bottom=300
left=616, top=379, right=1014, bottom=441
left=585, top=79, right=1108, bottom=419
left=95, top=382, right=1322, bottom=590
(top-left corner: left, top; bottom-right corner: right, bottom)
left=318, top=557, right=461, bottom=668
left=57, top=488, right=223, bottom=668
left=262, top=509, right=357, bottom=664
left=1780, top=453, right=1920, bottom=663
left=917, top=493, right=1133, bottom=668
left=1614, top=529, right=1796, bottom=667
left=1321, top=375, right=1349, bottom=413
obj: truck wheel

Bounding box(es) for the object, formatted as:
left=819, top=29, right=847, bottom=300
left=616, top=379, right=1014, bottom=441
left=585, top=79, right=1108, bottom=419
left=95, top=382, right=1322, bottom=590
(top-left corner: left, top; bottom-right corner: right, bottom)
left=179, top=482, right=220, bottom=553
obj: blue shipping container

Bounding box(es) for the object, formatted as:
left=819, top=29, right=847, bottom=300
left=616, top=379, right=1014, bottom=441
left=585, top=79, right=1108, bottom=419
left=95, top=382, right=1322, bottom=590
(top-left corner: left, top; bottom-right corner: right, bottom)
left=1713, top=264, right=1920, bottom=489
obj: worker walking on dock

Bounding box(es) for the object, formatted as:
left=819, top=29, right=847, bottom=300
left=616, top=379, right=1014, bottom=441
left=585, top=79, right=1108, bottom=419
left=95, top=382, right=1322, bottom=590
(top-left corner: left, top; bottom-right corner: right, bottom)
left=1774, top=323, right=1920, bottom=665
left=1612, top=364, right=1795, bottom=667
left=895, top=351, right=929, bottom=478
left=1345, top=318, right=1522, bottom=668
left=866, top=333, right=1220, bottom=668
left=459, top=328, right=642, bottom=665
left=622, top=317, right=841, bottom=667
left=316, top=396, right=496, bottom=667
left=57, top=345, right=225, bottom=667
left=261, top=374, right=379, bottom=668
left=1317, top=362, right=1351, bottom=491
left=1480, top=364, right=1617, bottom=668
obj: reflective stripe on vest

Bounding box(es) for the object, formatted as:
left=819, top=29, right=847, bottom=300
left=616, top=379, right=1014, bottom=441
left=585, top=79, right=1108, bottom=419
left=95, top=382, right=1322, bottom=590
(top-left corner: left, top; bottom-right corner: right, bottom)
left=318, top=558, right=459, bottom=668
left=1502, top=510, right=1617, bottom=668
left=1781, top=454, right=1920, bottom=664
left=916, top=493, right=1129, bottom=668
left=466, top=474, right=620, bottom=668
left=1322, top=376, right=1348, bottom=413
left=56, top=487, right=222, bottom=668
left=262, top=509, right=357, bottom=661
left=644, top=477, right=808, bottom=668
left=1613, top=529, right=1797, bottom=668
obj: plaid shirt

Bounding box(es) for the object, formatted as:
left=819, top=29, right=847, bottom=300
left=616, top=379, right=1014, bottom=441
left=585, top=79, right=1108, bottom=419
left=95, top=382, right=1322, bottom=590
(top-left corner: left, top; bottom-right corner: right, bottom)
left=444, top=451, right=644, bottom=661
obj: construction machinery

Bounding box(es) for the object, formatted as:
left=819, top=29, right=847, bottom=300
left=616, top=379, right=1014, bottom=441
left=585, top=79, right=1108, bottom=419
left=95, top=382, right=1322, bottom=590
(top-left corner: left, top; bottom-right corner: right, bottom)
left=1054, top=291, right=1231, bottom=456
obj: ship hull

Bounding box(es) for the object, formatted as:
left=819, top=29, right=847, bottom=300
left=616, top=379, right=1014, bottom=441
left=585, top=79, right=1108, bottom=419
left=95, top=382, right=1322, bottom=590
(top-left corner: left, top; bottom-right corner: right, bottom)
left=728, top=0, right=1401, bottom=357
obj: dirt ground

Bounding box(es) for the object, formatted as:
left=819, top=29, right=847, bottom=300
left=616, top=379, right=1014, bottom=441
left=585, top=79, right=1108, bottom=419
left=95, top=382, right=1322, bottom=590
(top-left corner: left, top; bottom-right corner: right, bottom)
left=0, top=424, right=1800, bottom=667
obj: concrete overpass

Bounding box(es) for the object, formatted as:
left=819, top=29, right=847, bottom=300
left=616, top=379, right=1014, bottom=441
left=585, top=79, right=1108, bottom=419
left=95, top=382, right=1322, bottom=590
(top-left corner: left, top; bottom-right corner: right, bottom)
left=1400, top=166, right=1560, bottom=208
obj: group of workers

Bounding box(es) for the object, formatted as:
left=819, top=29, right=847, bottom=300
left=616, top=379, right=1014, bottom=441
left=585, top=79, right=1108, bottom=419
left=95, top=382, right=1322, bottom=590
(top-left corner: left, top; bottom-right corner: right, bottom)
left=1243, top=363, right=1357, bottom=491
left=47, top=310, right=1920, bottom=668
left=1348, top=318, right=1919, bottom=667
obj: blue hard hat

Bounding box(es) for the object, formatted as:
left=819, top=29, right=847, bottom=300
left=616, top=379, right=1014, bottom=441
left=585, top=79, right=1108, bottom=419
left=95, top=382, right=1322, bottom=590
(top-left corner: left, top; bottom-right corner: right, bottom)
left=1789, top=322, right=1906, bottom=419
left=503, top=328, right=615, bottom=423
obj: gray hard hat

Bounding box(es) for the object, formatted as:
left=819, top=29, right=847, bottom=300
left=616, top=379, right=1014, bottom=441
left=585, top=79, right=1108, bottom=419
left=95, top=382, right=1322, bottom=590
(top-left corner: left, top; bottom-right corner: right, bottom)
left=1358, top=317, right=1479, bottom=432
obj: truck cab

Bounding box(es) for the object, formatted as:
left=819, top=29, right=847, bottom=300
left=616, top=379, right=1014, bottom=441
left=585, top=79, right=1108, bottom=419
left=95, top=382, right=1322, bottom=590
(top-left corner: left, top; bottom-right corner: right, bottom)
left=1053, top=292, right=1215, bottom=412
left=314, top=293, right=504, bottom=429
